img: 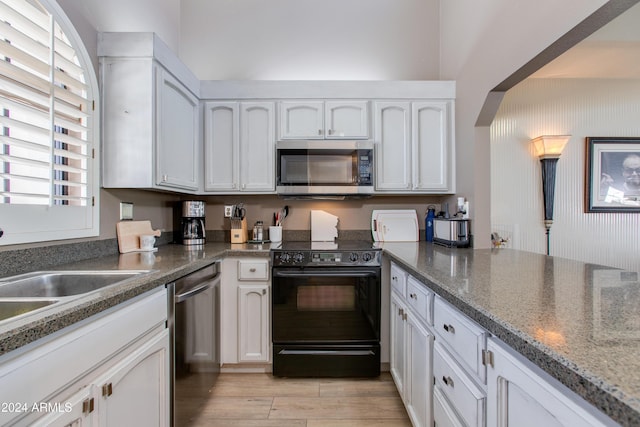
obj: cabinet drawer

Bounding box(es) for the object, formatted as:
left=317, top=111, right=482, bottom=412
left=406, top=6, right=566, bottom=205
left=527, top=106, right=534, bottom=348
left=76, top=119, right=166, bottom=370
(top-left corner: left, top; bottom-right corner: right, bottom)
left=238, top=259, right=270, bottom=281
left=406, top=276, right=433, bottom=325
left=433, top=342, right=485, bottom=427
left=390, top=263, right=407, bottom=297
left=434, top=296, right=487, bottom=383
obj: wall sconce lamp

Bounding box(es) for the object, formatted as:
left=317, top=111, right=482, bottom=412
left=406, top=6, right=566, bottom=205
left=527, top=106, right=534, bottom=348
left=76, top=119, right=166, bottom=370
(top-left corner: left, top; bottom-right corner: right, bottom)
left=531, top=135, right=571, bottom=255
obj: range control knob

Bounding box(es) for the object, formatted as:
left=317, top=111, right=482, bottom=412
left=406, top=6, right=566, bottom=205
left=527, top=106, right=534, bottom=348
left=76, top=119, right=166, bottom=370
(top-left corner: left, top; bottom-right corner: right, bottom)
left=349, top=252, right=359, bottom=262
left=293, top=252, right=305, bottom=263
left=361, top=252, right=373, bottom=262
left=278, top=252, right=291, bottom=263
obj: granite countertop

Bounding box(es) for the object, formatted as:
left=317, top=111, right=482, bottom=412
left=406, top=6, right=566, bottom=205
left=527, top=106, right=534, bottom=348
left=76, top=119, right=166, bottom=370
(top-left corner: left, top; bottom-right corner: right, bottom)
left=0, top=242, right=272, bottom=356
left=2, top=239, right=638, bottom=425
left=379, top=242, right=640, bottom=426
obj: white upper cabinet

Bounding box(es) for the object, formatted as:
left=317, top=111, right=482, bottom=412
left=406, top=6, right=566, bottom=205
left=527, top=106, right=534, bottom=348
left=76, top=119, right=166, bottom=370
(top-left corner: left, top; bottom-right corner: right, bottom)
left=374, top=101, right=411, bottom=191
left=155, top=68, right=199, bottom=190
left=204, top=102, right=239, bottom=191
left=279, top=100, right=369, bottom=139
left=100, top=34, right=201, bottom=193
left=374, top=100, right=455, bottom=193
left=412, top=101, right=454, bottom=192
left=204, top=101, right=275, bottom=193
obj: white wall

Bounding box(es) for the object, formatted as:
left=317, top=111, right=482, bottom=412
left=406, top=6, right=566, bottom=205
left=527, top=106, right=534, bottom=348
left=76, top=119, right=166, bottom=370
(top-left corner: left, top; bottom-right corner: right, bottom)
left=491, top=78, right=640, bottom=271
left=440, top=0, right=609, bottom=248
left=179, top=0, right=440, bottom=80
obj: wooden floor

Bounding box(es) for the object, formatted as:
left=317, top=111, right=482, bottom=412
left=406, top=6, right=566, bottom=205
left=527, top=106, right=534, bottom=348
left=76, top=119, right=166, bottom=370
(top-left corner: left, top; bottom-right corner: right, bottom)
left=175, top=372, right=412, bottom=426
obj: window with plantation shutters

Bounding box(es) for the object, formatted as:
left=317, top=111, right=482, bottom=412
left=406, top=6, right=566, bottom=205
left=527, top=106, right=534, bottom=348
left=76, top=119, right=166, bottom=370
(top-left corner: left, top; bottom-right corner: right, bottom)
left=0, top=0, right=99, bottom=245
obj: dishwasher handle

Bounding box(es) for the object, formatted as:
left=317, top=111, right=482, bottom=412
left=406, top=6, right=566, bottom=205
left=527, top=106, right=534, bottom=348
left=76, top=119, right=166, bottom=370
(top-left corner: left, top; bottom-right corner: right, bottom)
left=175, top=273, right=219, bottom=303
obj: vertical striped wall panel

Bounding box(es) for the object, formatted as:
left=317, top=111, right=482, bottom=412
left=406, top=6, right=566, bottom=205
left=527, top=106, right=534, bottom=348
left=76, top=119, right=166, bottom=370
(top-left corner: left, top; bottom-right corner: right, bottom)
left=491, top=78, right=640, bottom=271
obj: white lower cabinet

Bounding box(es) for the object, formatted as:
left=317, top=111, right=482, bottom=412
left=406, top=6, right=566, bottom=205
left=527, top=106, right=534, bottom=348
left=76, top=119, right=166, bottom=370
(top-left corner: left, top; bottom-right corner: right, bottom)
left=389, top=262, right=434, bottom=427
left=34, top=330, right=169, bottom=427
left=405, top=310, right=434, bottom=427
left=0, top=288, right=169, bottom=427
left=486, top=337, right=617, bottom=427
left=238, top=284, right=270, bottom=362
left=221, top=257, right=271, bottom=367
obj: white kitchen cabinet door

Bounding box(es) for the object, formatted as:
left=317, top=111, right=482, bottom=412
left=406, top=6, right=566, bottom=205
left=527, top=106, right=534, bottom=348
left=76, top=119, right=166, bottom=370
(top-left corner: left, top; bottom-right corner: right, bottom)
left=204, top=101, right=240, bottom=191
left=411, top=101, right=454, bottom=192
left=155, top=66, right=200, bottom=191
left=239, top=102, right=276, bottom=192
left=405, top=310, right=434, bottom=427
left=97, top=329, right=170, bottom=427
left=238, top=284, right=270, bottom=363
left=279, top=101, right=324, bottom=139
left=390, top=292, right=407, bottom=399
left=486, top=337, right=616, bottom=427
left=325, top=101, right=369, bottom=139
left=101, top=58, right=200, bottom=193
left=374, top=102, right=412, bottom=191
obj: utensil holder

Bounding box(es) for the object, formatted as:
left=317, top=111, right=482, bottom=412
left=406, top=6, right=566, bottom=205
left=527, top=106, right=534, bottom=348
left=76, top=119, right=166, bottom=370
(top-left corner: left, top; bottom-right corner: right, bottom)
left=231, top=218, right=248, bottom=243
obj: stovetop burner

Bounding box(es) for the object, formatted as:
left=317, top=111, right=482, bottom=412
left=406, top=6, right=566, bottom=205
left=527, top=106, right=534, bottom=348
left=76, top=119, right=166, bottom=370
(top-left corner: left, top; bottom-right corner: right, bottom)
left=271, top=240, right=381, bottom=267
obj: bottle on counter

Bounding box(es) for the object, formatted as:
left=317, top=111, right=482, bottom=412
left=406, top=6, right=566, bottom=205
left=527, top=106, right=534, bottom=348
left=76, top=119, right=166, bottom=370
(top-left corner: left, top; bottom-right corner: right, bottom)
left=425, top=205, right=435, bottom=242
left=253, top=221, right=264, bottom=241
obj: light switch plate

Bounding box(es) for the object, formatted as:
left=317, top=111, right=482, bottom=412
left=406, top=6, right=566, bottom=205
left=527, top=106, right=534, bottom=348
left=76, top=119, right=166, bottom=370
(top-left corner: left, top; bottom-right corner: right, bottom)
left=120, top=202, right=134, bottom=220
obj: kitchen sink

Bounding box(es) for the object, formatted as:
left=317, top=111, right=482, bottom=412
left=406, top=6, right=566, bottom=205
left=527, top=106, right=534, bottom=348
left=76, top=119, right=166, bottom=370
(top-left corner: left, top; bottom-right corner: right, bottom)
left=0, top=299, right=59, bottom=322
left=0, top=270, right=149, bottom=298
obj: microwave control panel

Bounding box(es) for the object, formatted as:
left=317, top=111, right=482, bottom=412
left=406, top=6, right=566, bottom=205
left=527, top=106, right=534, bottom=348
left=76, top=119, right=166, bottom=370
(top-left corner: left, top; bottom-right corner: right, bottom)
left=358, top=151, right=373, bottom=185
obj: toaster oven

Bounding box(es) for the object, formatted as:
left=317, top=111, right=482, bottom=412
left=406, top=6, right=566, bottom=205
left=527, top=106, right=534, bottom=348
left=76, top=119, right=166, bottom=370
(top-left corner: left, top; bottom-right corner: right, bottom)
left=433, top=218, right=470, bottom=248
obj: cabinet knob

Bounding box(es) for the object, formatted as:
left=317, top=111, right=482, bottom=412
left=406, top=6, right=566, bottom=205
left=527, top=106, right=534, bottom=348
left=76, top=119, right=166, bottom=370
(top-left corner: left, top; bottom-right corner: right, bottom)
left=328, top=129, right=334, bottom=135
left=443, top=324, right=456, bottom=334
left=442, top=376, right=454, bottom=387
left=262, top=288, right=267, bottom=295
left=162, top=174, right=168, bottom=182
left=318, top=129, right=322, bottom=135
left=410, top=293, right=417, bottom=299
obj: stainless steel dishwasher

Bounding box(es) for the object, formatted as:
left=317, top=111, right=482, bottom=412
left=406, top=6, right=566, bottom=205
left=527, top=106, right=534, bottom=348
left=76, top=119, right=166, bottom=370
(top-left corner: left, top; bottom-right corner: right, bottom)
left=167, top=262, right=220, bottom=426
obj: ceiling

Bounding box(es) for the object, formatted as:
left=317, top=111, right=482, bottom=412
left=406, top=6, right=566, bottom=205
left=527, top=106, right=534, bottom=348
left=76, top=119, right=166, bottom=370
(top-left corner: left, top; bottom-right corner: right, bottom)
left=531, top=2, right=640, bottom=78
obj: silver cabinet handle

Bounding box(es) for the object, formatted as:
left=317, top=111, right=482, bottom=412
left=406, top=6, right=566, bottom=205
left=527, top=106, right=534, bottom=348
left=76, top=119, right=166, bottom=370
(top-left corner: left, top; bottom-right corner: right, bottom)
left=262, top=288, right=267, bottom=295
left=410, top=293, right=417, bottom=299
left=318, top=129, right=322, bottom=135
left=249, top=268, right=256, bottom=272
left=443, top=324, right=455, bottom=334
left=442, top=376, right=454, bottom=387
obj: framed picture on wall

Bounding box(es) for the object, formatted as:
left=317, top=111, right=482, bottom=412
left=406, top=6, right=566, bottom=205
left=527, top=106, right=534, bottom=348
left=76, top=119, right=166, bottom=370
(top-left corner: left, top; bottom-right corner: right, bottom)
left=585, top=137, right=640, bottom=213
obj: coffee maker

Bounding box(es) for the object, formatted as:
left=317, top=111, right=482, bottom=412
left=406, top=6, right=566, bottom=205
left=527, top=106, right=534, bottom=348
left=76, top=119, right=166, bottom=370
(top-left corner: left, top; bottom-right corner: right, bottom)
left=181, top=201, right=206, bottom=245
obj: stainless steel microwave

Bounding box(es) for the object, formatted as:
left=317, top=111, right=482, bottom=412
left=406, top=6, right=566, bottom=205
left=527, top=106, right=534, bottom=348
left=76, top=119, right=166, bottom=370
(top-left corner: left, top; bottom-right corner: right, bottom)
left=276, top=140, right=374, bottom=196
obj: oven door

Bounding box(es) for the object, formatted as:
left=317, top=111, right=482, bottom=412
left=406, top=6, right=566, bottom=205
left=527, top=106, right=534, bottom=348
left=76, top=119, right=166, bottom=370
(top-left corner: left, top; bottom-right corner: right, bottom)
left=271, top=266, right=381, bottom=377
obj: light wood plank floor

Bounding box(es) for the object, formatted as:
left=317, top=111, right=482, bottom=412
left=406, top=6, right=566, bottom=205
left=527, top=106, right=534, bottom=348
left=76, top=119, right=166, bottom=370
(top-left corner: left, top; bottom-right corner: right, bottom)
left=175, top=372, right=412, bottom=426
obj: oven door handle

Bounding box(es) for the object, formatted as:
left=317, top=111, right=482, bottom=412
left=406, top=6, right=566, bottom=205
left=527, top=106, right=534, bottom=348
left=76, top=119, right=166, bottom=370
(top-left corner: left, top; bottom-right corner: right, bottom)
left=273, top=269, right=379, bottom=278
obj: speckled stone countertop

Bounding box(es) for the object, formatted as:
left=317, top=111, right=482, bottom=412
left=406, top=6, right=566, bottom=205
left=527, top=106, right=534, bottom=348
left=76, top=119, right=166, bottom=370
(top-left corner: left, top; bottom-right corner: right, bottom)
left=2, top=240, right=638, bottom=425
left=379, top=242, right=639, bottom=427
left=0, top=242, right=272, bottom=356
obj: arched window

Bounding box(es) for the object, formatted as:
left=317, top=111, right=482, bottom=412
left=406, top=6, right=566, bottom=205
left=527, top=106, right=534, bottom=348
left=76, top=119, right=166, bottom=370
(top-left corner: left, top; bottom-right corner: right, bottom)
left=0, top=0, right=99, bottom=245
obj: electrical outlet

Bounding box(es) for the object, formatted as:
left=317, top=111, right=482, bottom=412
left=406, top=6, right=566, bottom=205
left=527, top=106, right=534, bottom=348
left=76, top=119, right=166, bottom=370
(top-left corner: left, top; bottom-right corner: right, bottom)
left=120, top=202, right=134, bottom=220
left=224, top=205, right=233, bottom=218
